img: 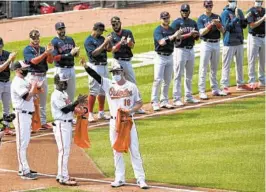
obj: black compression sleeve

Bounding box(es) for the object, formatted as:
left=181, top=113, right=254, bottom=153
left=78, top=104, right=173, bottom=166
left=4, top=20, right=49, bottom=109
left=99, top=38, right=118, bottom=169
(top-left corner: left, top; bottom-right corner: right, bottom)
left=61, top=101, right=79, bottom=114
left=84, top=66, right=102, bottom=84
left=22, top=93, right=29, bottom=100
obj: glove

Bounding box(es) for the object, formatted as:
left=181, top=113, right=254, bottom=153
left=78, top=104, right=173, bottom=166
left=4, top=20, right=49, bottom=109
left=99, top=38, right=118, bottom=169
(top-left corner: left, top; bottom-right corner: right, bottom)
left=77, top=94, right=88, bottom=105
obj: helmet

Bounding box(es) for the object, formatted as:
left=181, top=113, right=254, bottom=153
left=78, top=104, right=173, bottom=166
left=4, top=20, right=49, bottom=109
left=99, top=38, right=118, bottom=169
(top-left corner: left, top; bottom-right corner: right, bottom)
left=203, top=0, right=213, bottom=7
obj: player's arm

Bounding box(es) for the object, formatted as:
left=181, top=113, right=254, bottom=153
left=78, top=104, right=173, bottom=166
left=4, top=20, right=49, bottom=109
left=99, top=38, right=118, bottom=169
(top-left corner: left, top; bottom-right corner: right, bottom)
left=60, top=100, right=79, bottom=114
left=221, top=11, right=239, bottom=31
left=80, top=59, right=102, bottom=84
left=127, top=31, right=135, bottom=49
left=0, top=52, right=16, bottom=72
left=237, top=9, right=248, bottom=29
left=198, top=16, right=212, bottom=36
left=24, top=47, right=48, bottom=65
left=156, top=28, right=182, bottom=46
left=21, top=81, right=38, bottom=101
left=247, top=10, right=265, bottom=29
left=52, top=40, right=77, bottom=62
left=92, top=36, right=112, bottom=56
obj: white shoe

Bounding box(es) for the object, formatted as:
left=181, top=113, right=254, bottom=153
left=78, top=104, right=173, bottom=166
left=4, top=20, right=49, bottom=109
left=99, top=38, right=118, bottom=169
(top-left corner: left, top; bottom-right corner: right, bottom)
left=88, top=113, right=96, bottom=123
left=212, top=90, right=227, bottom=96
left=97, top=111, right=110, bottom=120
left=152, top=103, right=160, bottom=111
left=199, top=93, right=208, bottom=100
left=173, top=100, right=184, bottom=107
left=160, top=102, right=174, bottom=109
left=186, top=98, right=200, bottom=103
left=137, top=180, right=148, bottom=189
left=135, top=108, right=146, bottom=114
left=111, top=180, right=125, bottom=187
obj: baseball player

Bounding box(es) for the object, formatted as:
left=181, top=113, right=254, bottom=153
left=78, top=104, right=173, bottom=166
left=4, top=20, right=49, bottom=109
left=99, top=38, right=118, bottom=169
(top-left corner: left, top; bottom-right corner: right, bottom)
left=51, top=74, right=87, bottom=186
left=197, top=0, right=227, bottom=100
left=220, top=0, right=251, bottom=93
left=24, top=30, right=54, bottom=130
left=84, top=22, right=112, bottom=122
left=81, top=60, right=148, bottom=189
left=246, top=0, right=265, bottom=88
left=109, top=16, right=145, bottom=114
left=51, top=22, right=80, bottom=102
left=0, top=37, right=17, bottom=136
left=151, top=11, right=182, bottom=111
left=11, top=60, right=38, bottom=180
left=171, top=4, right=200, bottom=106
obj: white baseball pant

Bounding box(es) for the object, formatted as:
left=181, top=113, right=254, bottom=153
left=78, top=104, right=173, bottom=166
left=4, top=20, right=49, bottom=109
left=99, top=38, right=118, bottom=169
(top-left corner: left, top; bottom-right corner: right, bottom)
left=0, top=81, right=11, bottom=125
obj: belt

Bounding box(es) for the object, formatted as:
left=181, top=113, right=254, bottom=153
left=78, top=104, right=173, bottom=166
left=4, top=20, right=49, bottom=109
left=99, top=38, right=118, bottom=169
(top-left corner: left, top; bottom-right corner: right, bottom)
left=0, top=79, right=9, bottom=83
left=115, top=58, right=131, bottom=61
left=55, top=119, right=73, bottom=123
left=202, top=38, right=219, bottom=43
left=31, top=72, right=46, bottom=76
left=157, top=52, right=172, bottom=56
left=111, top=115, right=132, bottom=120
left=56, top=66, right=73, bottom=68
left=249, top=33, right=265, bottom=38
left=176, top=46, right=193, bottom=49
left=13, top=108, right=33, bottom=115
left=91, top=62, right=107, bottom=66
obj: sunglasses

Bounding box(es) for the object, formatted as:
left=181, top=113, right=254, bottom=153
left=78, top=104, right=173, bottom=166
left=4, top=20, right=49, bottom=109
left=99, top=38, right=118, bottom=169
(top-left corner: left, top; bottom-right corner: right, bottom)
left=112, top=23, right=120, bottom=27
left=181, top=10, right=189, bottom=13
left=162, top=17, right=170, bottom=20
left=205, top=5, right=213, bottom=8
left=31, top=36, right=40, bottom=40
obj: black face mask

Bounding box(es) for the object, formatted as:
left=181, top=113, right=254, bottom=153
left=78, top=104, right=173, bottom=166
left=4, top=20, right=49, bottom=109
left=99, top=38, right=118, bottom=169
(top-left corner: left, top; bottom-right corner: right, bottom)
left=56, top=81, right=68, bottom=91
left=20, top=70, right=28, bottom=77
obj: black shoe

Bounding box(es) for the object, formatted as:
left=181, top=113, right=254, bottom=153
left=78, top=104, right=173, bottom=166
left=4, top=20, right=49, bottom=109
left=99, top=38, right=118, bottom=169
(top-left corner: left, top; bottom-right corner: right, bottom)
left=18, top=170, right=37, bottom=176
left=20, top=172, right=38, bottom=180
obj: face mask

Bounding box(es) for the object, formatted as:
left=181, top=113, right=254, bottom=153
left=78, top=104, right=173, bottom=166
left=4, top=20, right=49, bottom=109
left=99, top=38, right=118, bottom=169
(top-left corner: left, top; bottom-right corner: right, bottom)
left=112, top=74, right=121, bottom=82
left=255, top=1, right=262, bottom=7
left=228, top=2, right=237, bottom=9
left=20, top=70, right=28, bottom=77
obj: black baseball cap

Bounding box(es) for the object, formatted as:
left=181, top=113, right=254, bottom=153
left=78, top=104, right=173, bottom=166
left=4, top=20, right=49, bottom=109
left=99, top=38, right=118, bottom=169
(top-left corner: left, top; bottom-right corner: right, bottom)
left=55, top=22, right=66, bottom=30
left=0, top=37, right=3, bottom=46
left=181, top=4, right=190, bottom=11
left=93, top=22, right=107, bottom=31
left=10, top=60, right=30, bottom=71
left=111, top=16, right=120, bottom=23
left=160, top=11, right=170, bottom=19
left=29, top=29, right=40, bottom=39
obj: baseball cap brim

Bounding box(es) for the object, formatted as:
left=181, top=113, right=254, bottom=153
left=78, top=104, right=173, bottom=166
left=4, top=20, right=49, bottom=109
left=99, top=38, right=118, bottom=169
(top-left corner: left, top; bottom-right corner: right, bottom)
left=10, top=61, right=30, bottom=71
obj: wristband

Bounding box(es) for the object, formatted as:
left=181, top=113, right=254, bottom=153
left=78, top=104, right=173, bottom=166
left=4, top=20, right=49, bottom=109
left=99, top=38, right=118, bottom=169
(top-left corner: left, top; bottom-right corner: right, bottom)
left=164, top=36, right=171, bottom=43
left=182, top=33, right=191, bottom=39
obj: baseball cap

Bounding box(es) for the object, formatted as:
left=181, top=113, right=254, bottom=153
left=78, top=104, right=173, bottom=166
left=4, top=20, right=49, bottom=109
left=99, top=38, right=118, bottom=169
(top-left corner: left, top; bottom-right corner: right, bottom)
left=181, top=4, right=190, bottom=11
left=29, top=29, right=40, bottom=39
left=109, top=63, right=123, bottom=72
left=55, top=22, right=66, bottom=30
left=93, top=22, right=107, bottom=31
left=10, top=60, right=30, bottom=71
left=204, top=0, right=213, bottom=7
left=110, top=16, right=120, bottom=23
left=54, top=74, right=68, bottom=84
left=160, top=11, right=170, bottom=19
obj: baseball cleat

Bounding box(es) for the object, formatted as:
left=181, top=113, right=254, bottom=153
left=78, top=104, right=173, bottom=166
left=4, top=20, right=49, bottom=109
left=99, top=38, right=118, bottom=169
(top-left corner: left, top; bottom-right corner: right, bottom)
left=152, top=103, right=160, bottom=111
left=111, top=180, right=125, bottom=188
left=137, top=180, right=149, bottom=189
left=212, top=90, right=227, bottom=96
left=4, top=128, right=16, bottom=136
left=20, top=172, right=38, bottom=180
left=236, top=84, right=253, bottom=91
left=40, top=123, right=53, bottom=130
left=88, top=113, right=96, bottom=123
left=173, top=100, right=184, bottom=107
left=222, top=87, right=231, bottom=95
left=160, top=102, right=174, bottom=109
left=18, top=170, right=37, bottom=176
left=135, top=108, right=146, bottom=114
left=97, top=111, right=110, bottom=120
left=59, top=179, right=77, bottom=186
left=199, top=93, right=208, bottom=100
left=185, top=98, right=200, bottom=104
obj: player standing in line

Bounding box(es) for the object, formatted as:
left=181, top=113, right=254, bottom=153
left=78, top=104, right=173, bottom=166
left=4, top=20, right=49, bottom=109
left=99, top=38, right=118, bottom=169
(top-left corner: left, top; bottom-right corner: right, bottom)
left=11, top=61, right=38, bottom=180
left=246, top=0, right=265, bottom=88
left=109, top=16, right=145, bottom=114
left=171, top=4, right=200, bottom=106
left=51, top=22, right=80, bottom=102
left=51, top=74, right=87, bottom=186
left=23, top=30, right=54, bottom=130
left=84, top=22, right=112, bottom=122
left=197, top=0, right=227, bottom=100
left=0, top=37, right=17, bottom=136
left=81, top=60, right=148, bottom=189
left=151, top=11, right=182, bottom=111
left=220, top=0, right=252, bottom=93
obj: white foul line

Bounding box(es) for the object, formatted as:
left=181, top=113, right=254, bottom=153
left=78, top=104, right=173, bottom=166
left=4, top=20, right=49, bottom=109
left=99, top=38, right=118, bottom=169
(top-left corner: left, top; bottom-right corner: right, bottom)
left=0, top=168, right=202, bottom=192
left=2, top=91, right=265, bottom=145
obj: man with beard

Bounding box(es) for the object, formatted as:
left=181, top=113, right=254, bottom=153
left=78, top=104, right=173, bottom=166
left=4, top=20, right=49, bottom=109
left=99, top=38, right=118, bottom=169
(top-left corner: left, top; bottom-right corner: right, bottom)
left=0, top=37, right=17, bottom=135
left=51, top=74, right=87, bottom=186
left=84, top=22, right=112, bottom=122
left=197, top=0, right=227, bottom=100
left=220, top=0, right=251, bottom=93
left=246, top=0, right=265, bottom=88
left=11, top=60, right=38, bottom=180
left=23, top=30, right=54, bottom=130
left=151, top=11, right=182, bottom=111
left=171, top=4, right=200, bottom=107
left=51, top=22, right=80, bottom=102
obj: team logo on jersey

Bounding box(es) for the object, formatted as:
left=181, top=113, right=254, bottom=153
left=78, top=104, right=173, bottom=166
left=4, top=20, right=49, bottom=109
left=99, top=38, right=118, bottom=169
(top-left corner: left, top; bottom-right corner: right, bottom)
left=181, top=27, right=195, bottom=33
left=64, top=98, right=71, bottom=105
left=109, top=87, right=133, bottom=99
left=58, top=44, right=74, bottom=53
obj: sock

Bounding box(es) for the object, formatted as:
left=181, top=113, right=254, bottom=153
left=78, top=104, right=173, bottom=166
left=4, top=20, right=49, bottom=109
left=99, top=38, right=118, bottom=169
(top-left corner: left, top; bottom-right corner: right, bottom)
left=88, top=95, right=96, bottom=113
left=98, top=95, right=105, bottom=112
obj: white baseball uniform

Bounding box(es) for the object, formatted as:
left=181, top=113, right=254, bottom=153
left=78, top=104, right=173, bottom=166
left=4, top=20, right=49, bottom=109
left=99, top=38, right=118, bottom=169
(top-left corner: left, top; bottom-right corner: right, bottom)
left=11, top=76, right=34, bottom=175
left=101, top=77, right=145, bottom=182
left=51, top=89, right=73, bottom=183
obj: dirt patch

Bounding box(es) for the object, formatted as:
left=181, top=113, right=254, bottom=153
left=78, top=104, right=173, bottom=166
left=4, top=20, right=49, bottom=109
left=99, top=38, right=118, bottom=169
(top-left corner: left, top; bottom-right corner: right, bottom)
left=0, top=1, right=253, bottom=43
